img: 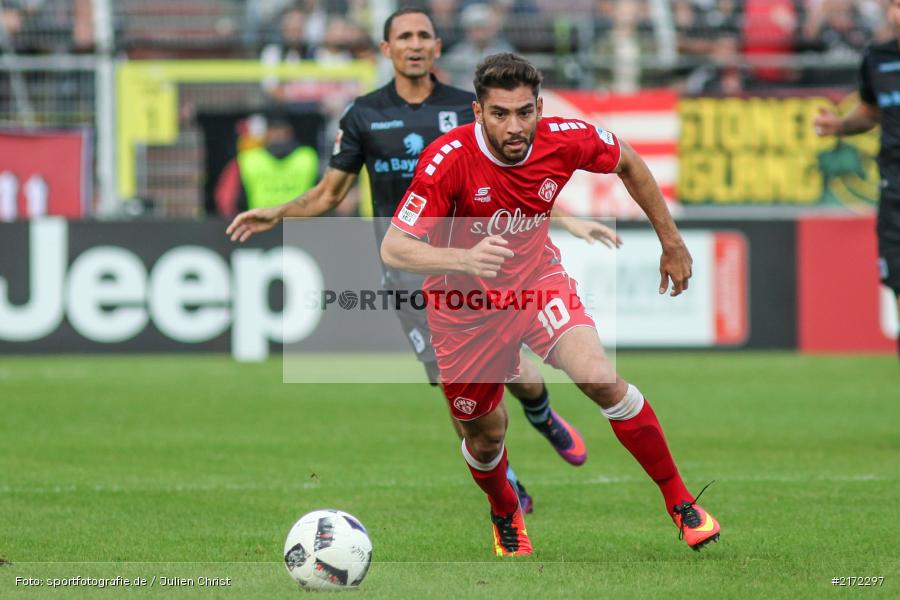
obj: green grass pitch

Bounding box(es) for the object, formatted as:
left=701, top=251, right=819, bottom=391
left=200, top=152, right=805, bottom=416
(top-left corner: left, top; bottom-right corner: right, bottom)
left=0, top=353, right=898, bottom=598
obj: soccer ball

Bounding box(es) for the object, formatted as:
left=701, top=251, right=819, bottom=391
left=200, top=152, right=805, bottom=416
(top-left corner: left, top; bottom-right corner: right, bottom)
left=283, top=509, right=373, bottom=590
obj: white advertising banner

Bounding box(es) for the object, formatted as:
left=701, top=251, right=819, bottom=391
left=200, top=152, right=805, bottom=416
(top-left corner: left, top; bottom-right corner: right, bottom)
left=552, top=229, right=748, bottom=347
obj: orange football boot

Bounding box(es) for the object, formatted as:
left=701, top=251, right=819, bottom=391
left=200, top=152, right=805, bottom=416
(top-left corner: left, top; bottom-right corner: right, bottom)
left=672, top=500, right=720, bottom=551
left=490, top=504, right=533, bottom=556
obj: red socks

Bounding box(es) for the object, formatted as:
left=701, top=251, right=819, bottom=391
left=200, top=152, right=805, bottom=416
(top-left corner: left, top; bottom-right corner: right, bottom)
left=460, top=384, right=694, bottom=518
left=604, top=385, right=693, bottom=513
left=461, top=441, right=519, bottom=515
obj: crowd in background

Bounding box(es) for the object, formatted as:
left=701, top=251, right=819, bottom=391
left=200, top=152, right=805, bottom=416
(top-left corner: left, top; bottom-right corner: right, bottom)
left=0, top=0, right=93, bottom=54
left=674, top=0, right=890, bottom=92
left=0, top=0, right=892, bottom=217
left=0, top=0, right=892, bottom=91
left=247, top=0, right=894, bottom=91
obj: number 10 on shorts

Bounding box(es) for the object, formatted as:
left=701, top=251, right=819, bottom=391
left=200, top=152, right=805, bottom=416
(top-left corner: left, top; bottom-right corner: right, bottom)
left=537, top=297, right=571, bottom=337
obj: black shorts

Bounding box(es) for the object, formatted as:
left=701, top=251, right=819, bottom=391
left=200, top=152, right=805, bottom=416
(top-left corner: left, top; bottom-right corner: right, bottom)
left=877, top=193, right=900, bottom=295
left=383, top=269, right=439, bottom=385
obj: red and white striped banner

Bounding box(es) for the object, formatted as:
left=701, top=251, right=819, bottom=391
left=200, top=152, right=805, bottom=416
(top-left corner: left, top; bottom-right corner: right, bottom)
left=542, top=90, right=678, bottom=219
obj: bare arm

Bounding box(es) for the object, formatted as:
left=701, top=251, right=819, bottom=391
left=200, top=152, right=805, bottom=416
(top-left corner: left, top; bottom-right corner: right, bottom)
left=279, top=167, right=358, bottom=218
left=613, top=139, right=692, bottom=296
left=813, top=102, right=880, bottom=137
left=550, top=204, right=622, bottom=248
left=381, top=226, right=514, bottom=279
left=226, top=167, right=358, bottom=242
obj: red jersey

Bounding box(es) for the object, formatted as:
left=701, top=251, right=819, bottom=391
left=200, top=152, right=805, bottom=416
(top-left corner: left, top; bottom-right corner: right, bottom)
left=390, top=116, right=620, bottom=326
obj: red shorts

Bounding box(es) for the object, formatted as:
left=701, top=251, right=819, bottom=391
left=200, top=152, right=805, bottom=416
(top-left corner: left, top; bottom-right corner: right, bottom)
left=431, top=270, right=595, bottom=420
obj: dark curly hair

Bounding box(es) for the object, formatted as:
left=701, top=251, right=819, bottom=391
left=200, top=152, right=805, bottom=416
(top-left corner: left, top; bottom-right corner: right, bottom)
left=473, top=53, right=543, bottom=103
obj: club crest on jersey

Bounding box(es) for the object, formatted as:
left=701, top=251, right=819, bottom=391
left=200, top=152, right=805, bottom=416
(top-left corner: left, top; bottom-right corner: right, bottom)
left=399, top=192, right=427, bottom=226
left=439, top=111, right=458, bottom=133
left=474, top=186, right=492, bottom=203
left=453, top=397, right=477, bottom=415
left=538, top=178, right=559, bottom=202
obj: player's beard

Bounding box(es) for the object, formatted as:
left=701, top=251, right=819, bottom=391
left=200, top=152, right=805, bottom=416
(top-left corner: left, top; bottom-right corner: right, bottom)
left=485, top=128, right=534, bottom=164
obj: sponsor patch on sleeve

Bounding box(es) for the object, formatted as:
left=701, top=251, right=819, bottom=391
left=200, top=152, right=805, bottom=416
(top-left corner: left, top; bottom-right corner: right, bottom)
left=398, top=192, right=427, bottom=226
left=595, top=127, right=615, bottom=145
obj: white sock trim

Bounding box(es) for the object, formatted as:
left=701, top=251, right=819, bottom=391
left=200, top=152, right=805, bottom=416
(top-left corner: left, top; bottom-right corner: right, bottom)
left=461, top=438, right=505, bottom=472
left=601, top=384, right=645, bottom=421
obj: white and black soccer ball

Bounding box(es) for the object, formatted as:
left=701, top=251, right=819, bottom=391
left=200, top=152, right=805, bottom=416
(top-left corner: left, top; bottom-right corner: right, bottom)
left=283, top=509, right=373, bottom=590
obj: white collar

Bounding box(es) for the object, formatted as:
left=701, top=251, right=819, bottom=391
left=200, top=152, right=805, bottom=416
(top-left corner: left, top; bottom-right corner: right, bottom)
left=474, top=123, right=533, bottom=167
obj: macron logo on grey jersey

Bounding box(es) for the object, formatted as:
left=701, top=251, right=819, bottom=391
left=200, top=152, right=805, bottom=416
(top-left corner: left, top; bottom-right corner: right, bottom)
left=371, top=120, right=404, bottom=130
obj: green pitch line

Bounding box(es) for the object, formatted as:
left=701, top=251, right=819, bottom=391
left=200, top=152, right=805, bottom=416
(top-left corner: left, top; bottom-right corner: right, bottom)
left=0, top=353, right=897, bottom=599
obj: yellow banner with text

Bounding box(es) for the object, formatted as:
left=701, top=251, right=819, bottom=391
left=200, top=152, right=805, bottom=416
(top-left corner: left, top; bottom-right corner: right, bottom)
left=678, top=94, right=880, bottom=211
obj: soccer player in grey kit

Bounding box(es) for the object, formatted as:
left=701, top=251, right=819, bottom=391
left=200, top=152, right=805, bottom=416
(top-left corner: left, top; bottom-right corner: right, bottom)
left=814, top=0, right=900, bottom=357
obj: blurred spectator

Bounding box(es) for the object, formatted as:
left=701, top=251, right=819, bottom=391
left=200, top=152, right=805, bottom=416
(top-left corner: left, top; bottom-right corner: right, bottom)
left=261, top=7, right=373, bottom=90
left=429, top=0, right=462, bottom=52
left=501, top=0, right=557, bottom=55
left=261, top=5, right=317, bottom=101
left=16, top=0, right=93, bottom=54
left=228, top=116, right=319, bottom=214
left=675, top=0, right=741, bottom=55
left=261, top=5, right=315, bottom=65
left=801, top=0, right=873, bottom=56
left=313, top=16, right=357, bottom=63
left=342, top=0, right=374, bottom=37
left=442, top=3, right=515, bottom=88
left=251, top=0, right=329, bottom=48
left=611, top=0, right=643, bottom=93
left=594, top=0, right=617, bottom=35
left=0, top=0, right=93, bottom=54
left=675, top=0, right=824, bottom=91
left=312, top=17, right=375, bottom=115
left=246, top=0, right=285, bottom=47
left=215, top=114, right=265, bottom=217
left=72, top=0, right=93, bottom=52
left=346, top=19, right=377, bottom=61
left=0, top=2, right=25, bottom=51
left=800, top=0, right=876, bottom=85
left=260, top=8, right=369, bottom=169
left=674, top=0, right=742, bottom=94
left=592, top=0, right=657, bottom=92
left=741, top=0, right=800, bottom=86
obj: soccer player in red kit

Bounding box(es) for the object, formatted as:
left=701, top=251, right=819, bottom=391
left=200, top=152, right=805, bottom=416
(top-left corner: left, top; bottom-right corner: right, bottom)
left=381, top=53, right=720, bottom=556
